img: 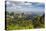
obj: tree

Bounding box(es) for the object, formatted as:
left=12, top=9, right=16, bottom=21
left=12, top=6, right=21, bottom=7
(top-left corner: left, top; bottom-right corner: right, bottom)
left=40, top=14, right=45, bottom=24
left=32, top=16, right=41, bottom=28
left=6, top=11, right=9, bottom=15
left=10, top=12, right=14, bottom=16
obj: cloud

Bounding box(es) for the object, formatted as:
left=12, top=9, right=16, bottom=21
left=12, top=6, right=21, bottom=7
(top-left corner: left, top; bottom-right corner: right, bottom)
left=32, top=3, right=44, bottom=8
left=6, top=1, right=44, bottom=14
left=24, top=3, right=32, bottom=5
left=6, top=1, right=10, bottom=5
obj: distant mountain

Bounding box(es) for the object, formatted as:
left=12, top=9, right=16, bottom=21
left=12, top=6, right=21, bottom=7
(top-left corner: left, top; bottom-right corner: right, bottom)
left=24, top=11, right=44, bottom=16
left=6, top=9, right=44, bottom=16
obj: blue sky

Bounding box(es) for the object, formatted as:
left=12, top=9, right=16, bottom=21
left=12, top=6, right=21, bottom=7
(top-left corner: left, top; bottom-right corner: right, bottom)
left=6, top=1, right=45, bottom=14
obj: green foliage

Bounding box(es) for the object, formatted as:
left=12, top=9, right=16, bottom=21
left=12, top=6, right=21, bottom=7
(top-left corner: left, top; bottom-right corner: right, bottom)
left=6, top=11, right=9, bottom=15
left=32, top=16, right=44, bottom=28
left=10, top=12, right=14, bottom=16
left=8, top=23, right=33, bottom=30
left=6, top=11, right=45, bottom=30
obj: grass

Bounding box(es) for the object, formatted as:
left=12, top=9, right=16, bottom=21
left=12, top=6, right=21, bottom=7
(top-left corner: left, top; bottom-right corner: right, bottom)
left=7, top=24, right=34, bottom=30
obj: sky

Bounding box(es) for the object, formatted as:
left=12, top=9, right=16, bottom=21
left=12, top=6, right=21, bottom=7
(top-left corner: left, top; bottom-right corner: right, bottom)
left=6, top=1, right=45, bottom=15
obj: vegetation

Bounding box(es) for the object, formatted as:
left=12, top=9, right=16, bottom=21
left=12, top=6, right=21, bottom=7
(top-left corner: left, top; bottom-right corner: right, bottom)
left=6, top=11, right=45, bottom=30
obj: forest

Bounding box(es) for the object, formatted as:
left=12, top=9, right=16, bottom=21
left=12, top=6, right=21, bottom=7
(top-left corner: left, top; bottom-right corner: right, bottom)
left=5, top=11, right=45, bottom=30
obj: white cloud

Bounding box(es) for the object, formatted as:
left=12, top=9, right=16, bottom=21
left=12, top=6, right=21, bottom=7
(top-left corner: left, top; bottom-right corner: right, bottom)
left=16, top=6, right=22, bottom=9
left=6, top=1, right=10, bottom=5
left=6, top=1, right=44, bottom=14
left=24, top=3, right=32, bottom=5
left=12, top=3, right=16, bottom=6
left=10, top=7, right=16, bottom=9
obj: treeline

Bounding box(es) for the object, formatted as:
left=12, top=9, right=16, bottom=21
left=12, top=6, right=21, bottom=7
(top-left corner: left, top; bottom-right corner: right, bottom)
left=6, top=11, right=45, bottom=30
